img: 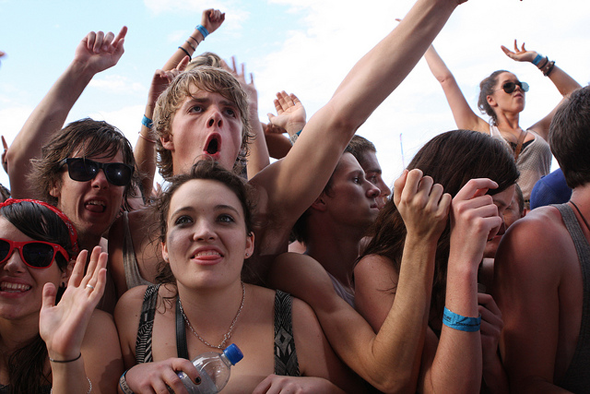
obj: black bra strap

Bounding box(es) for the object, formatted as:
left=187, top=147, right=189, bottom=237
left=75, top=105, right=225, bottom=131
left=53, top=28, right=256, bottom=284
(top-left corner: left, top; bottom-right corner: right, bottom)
left=176, top=298, right=189, bottom=359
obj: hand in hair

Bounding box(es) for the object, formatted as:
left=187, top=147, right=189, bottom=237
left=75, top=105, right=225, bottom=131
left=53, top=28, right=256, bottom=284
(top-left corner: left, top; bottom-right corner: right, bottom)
left=39, top=246, right=107, bottom=362
left=74, top=26, right=126, bottom=75
left=394, top=168, right=451, bottom=241
left=501, top=39, right=536, bottom=63
left=449, top=178, right=502, bottom=269
left=267, top=91, right=307, bottom=139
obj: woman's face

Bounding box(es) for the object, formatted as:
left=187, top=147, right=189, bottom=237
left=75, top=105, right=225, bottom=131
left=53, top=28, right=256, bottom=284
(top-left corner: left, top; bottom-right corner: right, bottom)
left=488, top=72, right=526, bottom=115
left=0, top=217, right=68, bottom=321
left=163, top=85, right=244, bottom=174
left=162, top=179, right=254, bottom=289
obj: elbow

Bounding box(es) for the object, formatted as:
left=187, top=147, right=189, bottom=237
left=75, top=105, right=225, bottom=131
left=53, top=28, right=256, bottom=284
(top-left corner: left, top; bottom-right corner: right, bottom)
left=368, top=370, right=417, bottom=394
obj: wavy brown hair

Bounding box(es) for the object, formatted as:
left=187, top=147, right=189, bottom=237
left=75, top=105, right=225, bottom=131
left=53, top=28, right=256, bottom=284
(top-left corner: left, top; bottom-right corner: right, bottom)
left=359, top=130, right=519, bottom=319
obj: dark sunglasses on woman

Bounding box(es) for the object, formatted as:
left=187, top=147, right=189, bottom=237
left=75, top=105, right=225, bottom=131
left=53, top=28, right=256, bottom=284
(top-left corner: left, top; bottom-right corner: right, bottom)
left=60, top=158, right=133, bottom=187
left=0, top=238, right=69, bottom=269
left=500, top=81, right=529, bottom=94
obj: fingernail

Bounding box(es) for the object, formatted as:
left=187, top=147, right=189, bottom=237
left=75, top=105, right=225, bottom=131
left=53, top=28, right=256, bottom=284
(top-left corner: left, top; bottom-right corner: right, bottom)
left=195, top=376, right=201, bottom=385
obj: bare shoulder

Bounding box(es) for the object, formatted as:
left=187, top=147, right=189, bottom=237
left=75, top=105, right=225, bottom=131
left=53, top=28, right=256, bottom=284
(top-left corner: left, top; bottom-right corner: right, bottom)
left=270, top=253, right=341, bottom=312
left=494, top=206, right=573, bottom=294
left=355, top=254, right=397, bottom=279
left=114, top=285, right=150, bottom=330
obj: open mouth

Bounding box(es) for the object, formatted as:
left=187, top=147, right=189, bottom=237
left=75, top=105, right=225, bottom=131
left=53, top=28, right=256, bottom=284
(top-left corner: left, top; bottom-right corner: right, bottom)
left=85, top=200, right=106, bottom=213
left=206, top=137, right=220, bottom=155
left=0, top=282, right=31, bottom=292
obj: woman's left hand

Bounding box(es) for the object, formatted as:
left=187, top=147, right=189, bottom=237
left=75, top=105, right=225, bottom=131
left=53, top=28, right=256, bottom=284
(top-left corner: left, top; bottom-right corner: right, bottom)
left=501, top=39, right=537, bottom=63
left=39, top=246, right=107, bottom=361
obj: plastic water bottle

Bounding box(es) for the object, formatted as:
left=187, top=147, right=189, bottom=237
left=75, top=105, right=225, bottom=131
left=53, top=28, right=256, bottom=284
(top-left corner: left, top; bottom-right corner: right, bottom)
left=178, top=343, right=243, bottom=393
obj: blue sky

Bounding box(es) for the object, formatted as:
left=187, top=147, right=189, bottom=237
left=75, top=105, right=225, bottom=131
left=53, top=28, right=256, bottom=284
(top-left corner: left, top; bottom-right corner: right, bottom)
left=1, top=0, right=588, bottom=192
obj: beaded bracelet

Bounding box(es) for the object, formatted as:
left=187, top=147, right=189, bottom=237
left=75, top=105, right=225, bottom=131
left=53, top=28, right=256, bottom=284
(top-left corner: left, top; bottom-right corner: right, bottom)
left=185, top=40, right=196, bottom=51
left=442, top=307, right=481, bottom=332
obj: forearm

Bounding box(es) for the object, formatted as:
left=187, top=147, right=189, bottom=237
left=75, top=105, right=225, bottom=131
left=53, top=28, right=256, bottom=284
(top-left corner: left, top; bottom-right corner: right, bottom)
left=547, top=65, right=582, bottom=97
left=50, top=358, right=92, bottom=394
left=134, top=102, right=157, bottom=198
left=482, top=353, right=509, bottom=394
left=162, top=29, right=206, bottom=71
left=246, top=109, right=271, bottom=179
left=330, top=0, right=459, bottom=129
left=8, top=60, right=95, bottom=196
left=426, top=263, right=481, bottom=393
left=424, top=45, right=454, bottom=84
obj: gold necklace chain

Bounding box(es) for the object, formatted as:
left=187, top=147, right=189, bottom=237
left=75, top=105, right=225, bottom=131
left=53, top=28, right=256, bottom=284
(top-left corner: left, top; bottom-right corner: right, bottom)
left=179, top=282, right=245, bottom=350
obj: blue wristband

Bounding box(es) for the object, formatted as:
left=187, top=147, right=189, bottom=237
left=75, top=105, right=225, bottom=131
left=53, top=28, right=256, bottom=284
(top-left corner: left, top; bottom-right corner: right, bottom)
left=442, top=307, right=481, bottom=332
left=142, top=115, right=153, bottom=129
left=195, top=24, right=209, bottom=39
left=532, top=53, right=543, bottom=66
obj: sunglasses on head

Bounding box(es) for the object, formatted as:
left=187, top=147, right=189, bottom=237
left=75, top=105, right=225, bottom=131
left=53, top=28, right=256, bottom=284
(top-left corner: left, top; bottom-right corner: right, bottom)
left=500, top=81, right=529, bottom=94
left=61, top=158, right=133, bottom=187
left=0, top=238, right=69, bottom=269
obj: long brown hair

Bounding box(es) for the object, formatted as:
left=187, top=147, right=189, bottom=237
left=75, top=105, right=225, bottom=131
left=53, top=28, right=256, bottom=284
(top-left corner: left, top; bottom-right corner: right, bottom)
left=0, top=200, right=77, bottom=394
left=359, top=130, right=519, bottom=319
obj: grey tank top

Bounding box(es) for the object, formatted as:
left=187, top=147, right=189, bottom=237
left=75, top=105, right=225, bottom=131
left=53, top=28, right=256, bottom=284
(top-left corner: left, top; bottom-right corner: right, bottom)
left=555, top=203, right=590, bottom=393
left=122, top=211, right=152, bottom=289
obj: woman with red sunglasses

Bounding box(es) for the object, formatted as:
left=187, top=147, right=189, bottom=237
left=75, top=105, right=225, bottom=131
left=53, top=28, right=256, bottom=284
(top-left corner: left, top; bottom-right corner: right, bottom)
left=0, top=199, right=123, bottom=393
left=424, top=40, right=581, bottom=209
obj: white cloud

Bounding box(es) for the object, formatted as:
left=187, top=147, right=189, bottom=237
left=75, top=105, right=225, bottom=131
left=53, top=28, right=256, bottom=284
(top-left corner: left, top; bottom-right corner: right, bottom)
left=89, top=75, right=146, bottom=94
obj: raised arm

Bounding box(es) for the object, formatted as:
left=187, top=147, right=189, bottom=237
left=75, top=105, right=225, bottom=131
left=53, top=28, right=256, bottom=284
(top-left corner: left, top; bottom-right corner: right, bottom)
left=7, top=27, right=126, bottom=198
left=353, top=169, right=451, bottom=392
left=135, top=9, right=225, bottom=199
left=251, top=0, right=467, bottom=234
left=424, top=45, right=489, bottom=132
left=501, top=40, right=582, bottom=140
left=40, top=247, right=123, bottom=394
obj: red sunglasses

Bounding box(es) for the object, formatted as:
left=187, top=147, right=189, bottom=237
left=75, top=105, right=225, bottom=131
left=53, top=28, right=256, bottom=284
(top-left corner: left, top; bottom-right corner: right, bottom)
left=0, top=238, right=70, bottom=269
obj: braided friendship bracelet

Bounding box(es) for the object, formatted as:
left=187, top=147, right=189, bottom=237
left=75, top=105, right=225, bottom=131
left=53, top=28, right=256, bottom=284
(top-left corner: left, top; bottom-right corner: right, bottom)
left=442, top=307, right=481, bottom=332
left=48, top=352, right=82, bottom=363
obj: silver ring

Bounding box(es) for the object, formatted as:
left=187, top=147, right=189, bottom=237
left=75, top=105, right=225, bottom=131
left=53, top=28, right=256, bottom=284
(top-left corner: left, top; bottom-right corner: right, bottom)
left=86, top=284, right=95, bottom=290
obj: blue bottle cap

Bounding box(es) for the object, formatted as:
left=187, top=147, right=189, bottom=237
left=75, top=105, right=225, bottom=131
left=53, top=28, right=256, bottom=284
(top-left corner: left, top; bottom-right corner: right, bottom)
left=223, top=344, right=243, bottom=365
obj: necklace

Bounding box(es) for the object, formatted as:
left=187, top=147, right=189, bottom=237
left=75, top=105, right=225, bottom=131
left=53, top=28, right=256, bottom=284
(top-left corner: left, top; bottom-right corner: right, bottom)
left=571, top=201, right=590, bottom=233
left=178, top=282, right=246, bottom=350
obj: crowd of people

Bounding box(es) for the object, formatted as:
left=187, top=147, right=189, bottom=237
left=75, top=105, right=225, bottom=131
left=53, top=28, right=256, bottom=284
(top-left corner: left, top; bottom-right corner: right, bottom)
left=0, top=0, right=589, bottom=393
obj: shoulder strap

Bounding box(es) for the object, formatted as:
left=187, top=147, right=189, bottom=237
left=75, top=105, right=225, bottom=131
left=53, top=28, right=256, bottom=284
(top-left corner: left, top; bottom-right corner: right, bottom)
left=514, top=128, right=528, bottom=162
left=176, top=297, right=189, bottom=359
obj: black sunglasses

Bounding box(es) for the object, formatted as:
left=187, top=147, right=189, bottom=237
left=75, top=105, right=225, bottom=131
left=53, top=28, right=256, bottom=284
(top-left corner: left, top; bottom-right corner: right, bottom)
left=61, top=158, right=133, bottom=187
left=500, top=81, right=529, bottom=94
left=0, top=238, right=69, bottom=269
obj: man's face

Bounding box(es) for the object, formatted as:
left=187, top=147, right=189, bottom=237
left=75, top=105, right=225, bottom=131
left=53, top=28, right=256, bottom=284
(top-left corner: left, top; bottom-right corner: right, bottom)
left=359, top=150, right=391, bottom=209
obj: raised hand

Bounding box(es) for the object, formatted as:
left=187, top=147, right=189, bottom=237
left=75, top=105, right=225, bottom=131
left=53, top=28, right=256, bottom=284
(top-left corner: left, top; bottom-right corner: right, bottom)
left=501, top=39, right=536, bottom=63
left=201, top=8, right=225, bottom=35
left=394, top=169, right=451, bottom=241
left=267, top=91, right=307, bottom=138
left=74, top=26, right=127, bottom=75
left=449, top=178, right=502, bottom=269
left=226, top=56, right=258, bottom=111
left=148, top=56, right=190, bottom=106
left=39, top=246, right=107, bottom=361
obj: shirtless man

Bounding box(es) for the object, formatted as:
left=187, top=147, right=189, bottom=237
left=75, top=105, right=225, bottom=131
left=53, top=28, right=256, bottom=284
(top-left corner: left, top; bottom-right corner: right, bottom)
left=494, top=85, right=590, bottom=392
left=291, top=149, right=381, bottom=305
